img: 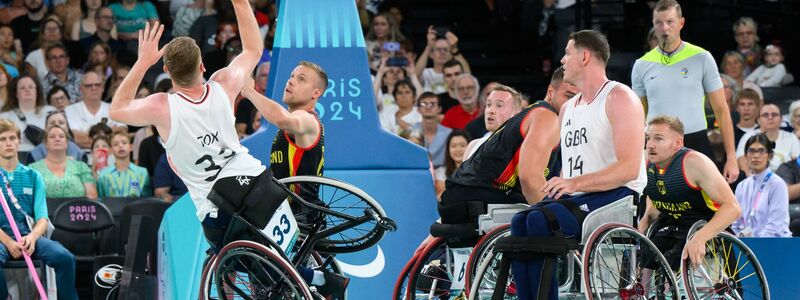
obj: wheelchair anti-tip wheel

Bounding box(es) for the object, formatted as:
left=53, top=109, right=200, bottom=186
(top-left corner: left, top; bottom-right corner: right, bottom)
left=583, top=223, right=680, bottom=300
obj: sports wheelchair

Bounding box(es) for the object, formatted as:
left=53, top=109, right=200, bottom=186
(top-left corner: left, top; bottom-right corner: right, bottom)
left=197, top=175, right=397, bottom=300
left=468, top=196, right=770, bottom=300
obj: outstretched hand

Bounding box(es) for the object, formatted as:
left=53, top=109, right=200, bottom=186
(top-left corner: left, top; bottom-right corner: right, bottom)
left=137, top=21, right=165, bottom=67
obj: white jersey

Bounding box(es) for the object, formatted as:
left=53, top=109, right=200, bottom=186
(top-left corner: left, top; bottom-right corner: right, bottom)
left=162, top=81, right=266, bottom=221
left=560, top=80, right=647, bottom=194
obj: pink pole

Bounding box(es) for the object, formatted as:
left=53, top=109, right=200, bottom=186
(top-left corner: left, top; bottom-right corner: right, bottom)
left=0, top=191, right=48, bottom=299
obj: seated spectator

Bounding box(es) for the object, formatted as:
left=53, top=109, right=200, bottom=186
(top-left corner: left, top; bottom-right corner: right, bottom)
left=737, top=103, right=800, bottom=173
left=365, top=12, right=406, bottom=73
left=28, top=111, right=85, bottom=162
left=721, top=74, right=738, bottom=112
left=202, top=24, right=239, bottom=79
left=732, top=17, right=761, bottom=75
left=171, top=0, right=208, bottom=37
left=189, top=0, right=235, bottom=54
left=79, top=6, right=126, bottom=58
left=41, top=43, right=84, bottom=101
left=379, top=80, right=421, bottom=137
left=733, top=133, right=792, bottom=237
left=434, top=129, right=470, bottom=196
left=733, top=89, right=762, bottom=146
left=68, top=0, right=106, bottom=41
left=29, top=125, right=97, bottom=198
left=53, top=0, right=81, bottom=41
left=88, top=134, right=110, bottom=177
left=721, top=51, right=747, bottom=90
left=9, top=0, right=47, bottom=53
left=746, top=44, right=789, bottom=88
left=414, top=25, right=470, bottom=95
left=410, top=92, right=451, bottom=167
left=102, top=64, right=129, bottom=102
left=46, top=85, right=70, bottom=111
left=83, top=41, right=115, bottom=79
left=0, top=119, right=78, bottom=300
left=97, top=130, right=150, bottom=197
left=64, top=71, right=126, bottom=149
left=441, top=74, right=481, bottom=129
left=23, top=17, right=64, bottom=82
left=790, top=100, right=800, bottom=140
left=235, top=62, right=270, bottom=137
left=438, top=59, right=464, bottom=113
left=373, top=55, right=421, bottom=112
left=108, top=0, right=159, bottom=42
left=0, top=74, right=57, bottom=152
left=136, top=125, right=163, bottom=176
left=153, top=153, right=187, bottom=202
left=0, top=25, right=24, bottom=70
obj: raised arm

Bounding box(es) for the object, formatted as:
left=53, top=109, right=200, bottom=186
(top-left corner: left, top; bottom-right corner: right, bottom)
left=241, top=78, right=319, bottom=138
left=414, top=26, right=436, bottom=79
left=109, top=22, right=169, bottom=128
left=209, top=0, right=263, bottom=103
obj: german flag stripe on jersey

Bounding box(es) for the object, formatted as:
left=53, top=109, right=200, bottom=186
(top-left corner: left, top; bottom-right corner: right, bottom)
left=494, top=148, right=521, bottom=190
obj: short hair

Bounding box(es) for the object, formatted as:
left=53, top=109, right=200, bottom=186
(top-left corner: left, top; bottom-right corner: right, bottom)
left=550, top=66, right=565, bottom=87
left=744, top=133, right=774, bottom=156
left=648, top=115, right=685, bottom=136
left=721, top=51, right=745, bottom=70
left=732, top=17, right=759, bottom=42
left=443, top=59, right=463, bottom=70
left=297, top=61, right=329, bottom=90
left=109, top=129, right=129, bottom=143
left=392, top=79, right=416, bottom=99
left=417, top=92, right=440, bottom=106
left=735, top=88, right=762, bottom=107
left=455, top=73, right=479, bottom=92
left=46, top=85, right=70, bottom=103
left=568, top=30, right=610, bottom=65
left=653, top=0, right=682, bottom=18
left=488, top=84, right=522, bottom=108
left=163, top=37, right=202, bottom=87
left=44, top=43, right=68, bottom=60
left=88, top=122, right=112, bottom=139
left=790, top=100, right=800, bottom=117
left=0, top=119, right=20, bottom=138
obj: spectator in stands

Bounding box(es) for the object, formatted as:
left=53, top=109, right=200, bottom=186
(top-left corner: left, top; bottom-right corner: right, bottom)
left=102, top=64, right=129, bottom=102
left=777, top=102, right=800, bottom=203
left=68, top=0, right=105, bottom=41
left=29, top=125, right=97, bottom=198
left=737, top=103, right=800, bottom=172
left=79, top=6, right=125, bottom=57
left=465, top=81, right=500, bottom=140
left=23, top=17, right=63, bottom=81
left=83, top=41, right=115, bottom=79
left=733, top=17, right=761, bottom=75
left=721, top=74, right=738, bottom=110
left=87, top=133, right=110, bottom=176
left=441, top=73, right=481, bottom=129
left=64, top=71, right=126, bottom=149
left=746, top=44, right=788, bottom=88
left=189, top=0, right=235, bottom=54
left=438, top=59, right=463, bottom=113
left=0, top=119, right=78, bottom=300
left=0, top=74, right=57, bottom=152
left=153, top=153, right=187, bottom=202
left=171, top=0, right=209, bottom=38
left=434, top=129, right=470, bottom=196
left=28, top=110, right=84, bottom=162
left=632, top=0, right=739, bottom=183
left=373, top=55, right=421, bottom=111
left=0, top=25, right=23, bottom=71
left=365, top=12, right=406, bottom=72
left=108, top=0, right=159, bottom=43
left=9, top=0, right=48, bottom=52
left=234, top=61, right=268, bottom=137
left=46, top=85, right=69, bottom=111
left=733, top=133, right=791, bottom=237
left=379, top=79, right=421, bottom=137
left=41, top=43, right=84, bottom=101
left=97, top=130, right=151, bottom=197
left=721, top=51, right=747, bottom=89
left=733, top=89, right=762, bottom=146
left=412, top=92, right=451, bottom=167
left=790, top=100, right=800, bottom=140
left=136, top=125, right=163, bottom=176
left=414, top=25, right=470, bottom=95
left=203, top=30, right=240, bottom=78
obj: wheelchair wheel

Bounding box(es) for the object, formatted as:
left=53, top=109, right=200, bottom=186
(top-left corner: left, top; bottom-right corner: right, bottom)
left=467, top=243, right=517, bottom=300
left=681, top=231, right=769, bottom=300
left=278, top=176, right=390, bottom=253
left=306, top=251, right=347, bottom=300
left=213, top=240, right=313, bottom=299
left=394, top=250, right=423, bottom=300
left=583, top=223, right=680, bottom=300
left=405, top=237, right=468, bottom=300
left=464, top=224, right=510, bottom=296
left=198, top=253, right=217, bottom=300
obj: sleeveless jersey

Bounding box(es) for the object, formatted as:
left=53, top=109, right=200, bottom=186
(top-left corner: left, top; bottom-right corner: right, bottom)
left=643, top=148, right=718, bottom=223
left=449, top=101, right=561, bottom=195
left=163, top=81, right=266, bottom=221
left=560, top=80, right=647, bottom=194
left=269, top=114, right=325, bottom=179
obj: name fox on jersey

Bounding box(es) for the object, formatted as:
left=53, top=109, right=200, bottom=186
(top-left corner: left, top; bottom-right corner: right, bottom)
left=196, top=131, right=220, bottom=147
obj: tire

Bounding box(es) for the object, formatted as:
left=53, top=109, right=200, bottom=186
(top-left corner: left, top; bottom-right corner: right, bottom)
left=467, top=244, right=517, bottom=300
left=583, top=223, right=680, bottom=300
left=404, top=237, right=461, bottom=300
left=278, top=176, right=390, bottom=253
left=393, top=251, right=422, bottom=300
left=464, top=224, right=510, bottom=297
left=213, top=240, right=313, bottom=299
left=682, top=231, right=769, bottom=300
left=198, top=253, right=217, bottom=300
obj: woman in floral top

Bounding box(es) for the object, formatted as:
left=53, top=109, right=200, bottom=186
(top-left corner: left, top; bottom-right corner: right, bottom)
left=29, top=125, right=97, bottom=198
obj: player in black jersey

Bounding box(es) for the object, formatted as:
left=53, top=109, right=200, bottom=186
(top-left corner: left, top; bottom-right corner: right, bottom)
left=639, top=115, right=741, bottom=269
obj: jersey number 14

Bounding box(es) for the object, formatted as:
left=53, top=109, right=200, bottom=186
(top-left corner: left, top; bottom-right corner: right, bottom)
left=567, top=155, right=584, bottom=177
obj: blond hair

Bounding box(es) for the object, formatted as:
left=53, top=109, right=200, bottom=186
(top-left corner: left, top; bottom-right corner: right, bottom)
left=648, top=115, right=685, bottom=135
left=163, top=37, right=202, bottom=87
left=0, top=119, right=20, bottom=138
left=297, top=61, right=329, bottom=90
left=488, top=84, right=522, bottom=108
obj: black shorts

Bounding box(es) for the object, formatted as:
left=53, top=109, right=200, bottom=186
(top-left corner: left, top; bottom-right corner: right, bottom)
left=644, top=224, right=687, bottom=271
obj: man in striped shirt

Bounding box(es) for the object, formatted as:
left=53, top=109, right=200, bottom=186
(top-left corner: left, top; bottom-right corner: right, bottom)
left=97, top=129, right=152, bottom=197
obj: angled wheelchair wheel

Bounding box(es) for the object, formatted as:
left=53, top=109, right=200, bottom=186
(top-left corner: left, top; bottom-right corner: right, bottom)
left=467, top=244, right=517, bottom=300
left=213, top=240, right=313, bottom=300
left=404, top=237, right=469, bottom=300
left=394, top=250, right=423, bottom=300
left=279, top=176, right=392, bottom=254
left=681, top=231, right=769, bottom=300
left=583, top=223, right=680, bottom=300
left=464, top=224, right=511, bottom=297
left=198, top=253, right=217, bottom=300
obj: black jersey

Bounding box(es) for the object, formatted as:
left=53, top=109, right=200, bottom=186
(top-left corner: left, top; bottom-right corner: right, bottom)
left=270, top=113, right=325, bottom=194
left=643, top=148, right=718, bottom=224
left=448, top=100, right=561, bottom=196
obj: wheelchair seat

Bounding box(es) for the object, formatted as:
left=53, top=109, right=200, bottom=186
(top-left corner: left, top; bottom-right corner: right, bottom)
left=429, top=222, right=478, bottom=239
left=580, top=195, right=636, bottom=245
left=477, top=203, right=529, bottom=235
